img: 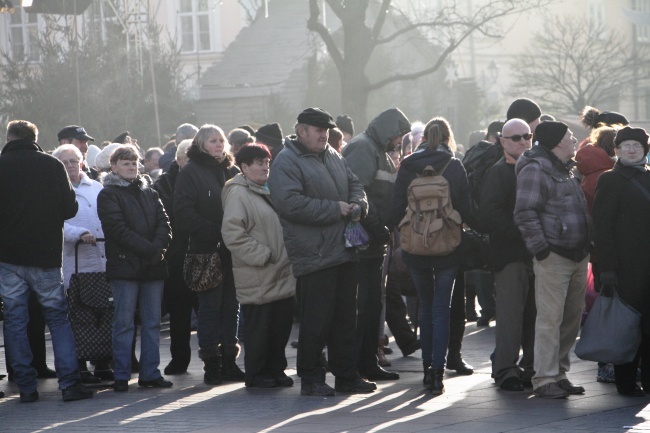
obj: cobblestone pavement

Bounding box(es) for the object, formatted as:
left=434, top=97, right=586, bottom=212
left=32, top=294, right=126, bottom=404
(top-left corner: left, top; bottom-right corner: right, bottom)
left=1, top=320, right=649, bottom=433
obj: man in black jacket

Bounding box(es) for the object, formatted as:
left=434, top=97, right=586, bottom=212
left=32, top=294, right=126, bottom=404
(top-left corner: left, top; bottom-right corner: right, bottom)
left=480, top=118, right=536, bottom=392
left=0, top=120, right=93, bottom=403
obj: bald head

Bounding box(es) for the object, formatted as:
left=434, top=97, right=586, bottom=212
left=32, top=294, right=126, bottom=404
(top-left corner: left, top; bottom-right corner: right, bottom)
left=500, top=118, right=532, bottom=163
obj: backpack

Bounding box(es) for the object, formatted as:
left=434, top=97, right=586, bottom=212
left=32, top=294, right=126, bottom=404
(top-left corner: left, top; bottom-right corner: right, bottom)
left=462, top=140, right=504, bottom=233
left=398, top=161, right=462, bottom=256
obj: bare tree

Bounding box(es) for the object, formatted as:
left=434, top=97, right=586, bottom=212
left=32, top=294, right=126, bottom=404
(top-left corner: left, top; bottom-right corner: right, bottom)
left=307, top=0, right=553, bottom=124
left=509, top=14, right=650, bottom=115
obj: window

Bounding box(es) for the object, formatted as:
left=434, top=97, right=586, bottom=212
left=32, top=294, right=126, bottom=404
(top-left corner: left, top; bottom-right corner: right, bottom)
left=178, top=0, right=212, bottom=53
left=8, top=8, right=39, bottom=62
left=588, top=0, right=605, bottom=30
left=635, top=0, right=650, bottom=42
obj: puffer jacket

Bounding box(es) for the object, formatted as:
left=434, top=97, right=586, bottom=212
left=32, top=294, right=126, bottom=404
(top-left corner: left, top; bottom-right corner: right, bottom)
left=388, top=145, right=472, bottom=269
left=173, top=144, right=239, bottom=267
left=268, top=139, right=368, bottom=278
left=97, top=173, right=171, bottom=281
left=63, top=172, right=106, bottom=287
left=343, top=108, right=410, bottom=258
left=514, top=145, right=592, bottom=261
left=221, top=174, right=295, bottom=305
left=575, top=143, right=614, bottom=216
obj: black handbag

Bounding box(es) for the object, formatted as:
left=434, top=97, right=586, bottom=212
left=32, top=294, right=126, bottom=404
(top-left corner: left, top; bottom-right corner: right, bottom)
left=66, top=239, right=114, bottom=361
left=575, top=289, right=642, bottom=365
left=183, top=251, right=223, bottom=293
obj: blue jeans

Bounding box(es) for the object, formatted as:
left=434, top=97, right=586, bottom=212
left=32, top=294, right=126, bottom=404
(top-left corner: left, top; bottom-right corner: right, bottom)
left=410, top=265, right=458, bottom=370
left=0, top=262, right=79, bottom=392
left=111, top=279, right=164, bottom=381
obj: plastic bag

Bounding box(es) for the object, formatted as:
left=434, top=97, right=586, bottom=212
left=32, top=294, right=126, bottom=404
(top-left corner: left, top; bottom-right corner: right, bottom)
left=344, top=221, right=369, bottom=249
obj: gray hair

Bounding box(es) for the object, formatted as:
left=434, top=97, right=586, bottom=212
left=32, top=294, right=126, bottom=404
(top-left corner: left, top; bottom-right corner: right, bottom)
left=175, top=123, right=199, bottom=145
left=176, top=139, right=192, bottom=160
left=52, top=144, right=82, bottom=161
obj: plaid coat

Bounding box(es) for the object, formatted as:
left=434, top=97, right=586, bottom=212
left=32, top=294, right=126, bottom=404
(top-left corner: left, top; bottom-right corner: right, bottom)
left=513, top=146, right=592, bottom=261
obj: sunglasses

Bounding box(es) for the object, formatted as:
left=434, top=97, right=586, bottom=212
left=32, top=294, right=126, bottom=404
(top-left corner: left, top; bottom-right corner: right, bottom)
left=501, top=133, right=533, bottom=142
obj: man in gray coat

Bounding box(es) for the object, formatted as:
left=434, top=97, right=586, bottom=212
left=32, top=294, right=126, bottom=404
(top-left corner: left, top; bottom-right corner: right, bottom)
left=268, top=107, right=373, bottom=397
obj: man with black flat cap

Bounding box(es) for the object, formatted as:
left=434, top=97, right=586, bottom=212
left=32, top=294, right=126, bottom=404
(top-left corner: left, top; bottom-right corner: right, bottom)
left=268, top=107, right=374, bottom=397
left=57, top=125, right=97, bottom=179
left=514, top=121, right=591, bottom=399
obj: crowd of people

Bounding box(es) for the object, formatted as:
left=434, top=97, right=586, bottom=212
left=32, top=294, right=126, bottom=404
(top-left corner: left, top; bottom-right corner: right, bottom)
left=0, top=96, right=648, bottom=403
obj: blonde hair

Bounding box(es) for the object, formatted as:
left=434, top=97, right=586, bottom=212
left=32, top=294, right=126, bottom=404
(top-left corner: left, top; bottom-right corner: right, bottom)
left=193, top=124, right=231, bottom=155
left=590, top=124, right=621, bottom=157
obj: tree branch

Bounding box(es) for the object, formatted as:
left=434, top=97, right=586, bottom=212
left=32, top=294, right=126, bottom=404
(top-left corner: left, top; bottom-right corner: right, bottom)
left=372, top=0, right=393, bottom=40
left=308, top=0, right=344, bottom=70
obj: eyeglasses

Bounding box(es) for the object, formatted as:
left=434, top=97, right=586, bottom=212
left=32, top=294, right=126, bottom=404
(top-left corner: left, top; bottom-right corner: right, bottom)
left=501, top=133, right=533, bottom=142
left=617, top=142, right=644, bottom=151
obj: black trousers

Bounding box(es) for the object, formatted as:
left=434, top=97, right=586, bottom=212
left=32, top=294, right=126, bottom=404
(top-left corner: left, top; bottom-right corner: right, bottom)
left=163, top=272, right=198, bottom=367
left=297, top=262, right=358, bottom=384
left=448, top=269, right=467, bottom=355
left=355, top=258, right=383, bottom=373
left=241, top=297, right=293, bottom=385
left=385, top=274, right=418, bottom=351
left=5, top=292, right=48, bottom=376
left=615, top=332, right=650, bottom=391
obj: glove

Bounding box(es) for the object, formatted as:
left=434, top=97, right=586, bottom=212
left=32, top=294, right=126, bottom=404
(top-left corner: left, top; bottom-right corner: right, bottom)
left=599, top=271, right=617, bottom=297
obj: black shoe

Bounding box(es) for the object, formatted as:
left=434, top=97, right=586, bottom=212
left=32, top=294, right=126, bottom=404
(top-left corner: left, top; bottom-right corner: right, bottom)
left=382, top=346, right=393, bottom=355
left=522, top=379, right=534, bottom=388
left=274, top=373, right=294, bottom=387
left=362, top=367, right=400, bottom=381
left=0, top=390, right=4, bottom=398
left=476, top=316, right=492, bottom=326
left=430, top=369, right=445, bottom=396
left=20, top=390, right=39, bottom=403
left=164, top=360, right=188, bottom=375
left=334, top=377, right=377, bottom=393
left=113, top=380, right=129, bottom=392
left=290, top=341, right=299, bottom=349
left=466, top=311, right=478, bottom=322
left=94, top=369, right=115, bottom=381
left=138, top=377, right=173, bottom=388
left=446, top=353, right=474, bottom=375
left=500, top=377, right=524, bottom=391
left=221, top=359, right=246, bottom=382
left=36, top=367, right=57, bottom=379
left=301, top=381, right=335, bottom=396
left=247, top=376, right=278, bottom=389
left=557, top=379, right=584, bottom=395
left=62, top=382, right=93, bottom=402
left=618, top=385, right=645, bottom=397
left=401, top=339, right=421, bottom=357
left=80, top=370, right=101, bottom=384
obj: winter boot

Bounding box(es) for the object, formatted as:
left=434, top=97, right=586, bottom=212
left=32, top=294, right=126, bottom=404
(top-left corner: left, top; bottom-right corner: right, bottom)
left=221, top=344, right=245, bottom=382
left=199, top=346, right=222, bottom=386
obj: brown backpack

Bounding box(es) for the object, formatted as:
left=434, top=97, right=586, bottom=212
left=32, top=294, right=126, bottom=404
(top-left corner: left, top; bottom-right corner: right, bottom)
left=398, top=161, right=462, bottom=256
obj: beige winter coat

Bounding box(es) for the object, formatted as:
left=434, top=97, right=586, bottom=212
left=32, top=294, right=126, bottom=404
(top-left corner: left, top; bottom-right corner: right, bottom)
left=221, top=173, right=295, bottom=305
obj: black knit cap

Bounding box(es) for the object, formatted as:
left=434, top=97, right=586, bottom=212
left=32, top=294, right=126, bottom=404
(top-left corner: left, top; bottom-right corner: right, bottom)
left=535, top=121, right=568, bottom=149
left=336, top=115, right=354, bottom=136
left=487, top=120, right=504, bottom=135
left=598, top=111, right=629, bottom=126
left=255, top=123, right=284, bottom=148
left=506, top=98, right=542, bottom=123
left=298, top=107, right=337, bottom=129
left=615, top=126, right=649, bottom=155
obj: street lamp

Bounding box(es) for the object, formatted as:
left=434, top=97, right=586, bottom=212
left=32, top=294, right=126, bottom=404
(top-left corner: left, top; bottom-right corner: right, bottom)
left=0, top=1, right=15, bottom=13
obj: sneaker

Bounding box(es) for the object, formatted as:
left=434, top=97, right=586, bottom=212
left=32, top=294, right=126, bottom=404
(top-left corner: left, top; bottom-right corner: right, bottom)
left=62, top=382, right=94, bottom=402
left=334, top=377, right=377, bottom=393
left=557, top=379, right=585, bottom=395
left=597, top=364, right=616, bottom=383
left=138, top=377, right=173, bottom=388
left=20, top=390, right=39, bottom=403
left=533, top=382, right=569, bottom=399
left=300, top=381, right=335, bottom=396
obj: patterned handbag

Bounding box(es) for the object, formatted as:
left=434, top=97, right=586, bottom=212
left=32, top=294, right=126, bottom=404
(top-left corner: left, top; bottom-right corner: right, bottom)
left=183, top=251, right=223, bottom=292
left=66, top=239, right=114, bottom=361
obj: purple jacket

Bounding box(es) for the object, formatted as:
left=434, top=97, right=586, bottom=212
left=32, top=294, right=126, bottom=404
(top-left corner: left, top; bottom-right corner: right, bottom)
left=513, top=146, right=592, bottom=262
